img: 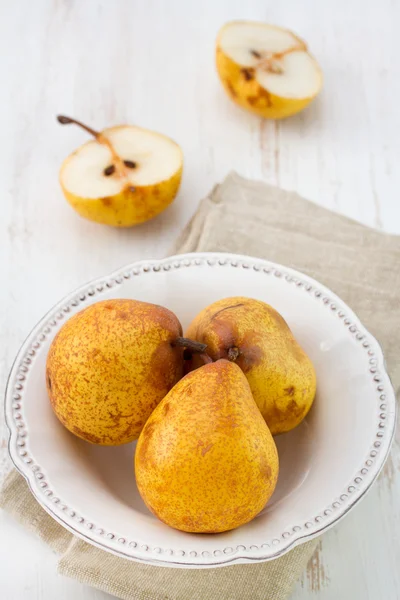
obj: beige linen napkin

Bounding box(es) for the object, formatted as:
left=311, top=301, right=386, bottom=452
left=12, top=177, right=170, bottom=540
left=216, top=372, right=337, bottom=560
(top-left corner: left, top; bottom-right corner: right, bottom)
left=1, top=172, right=399, bottom=600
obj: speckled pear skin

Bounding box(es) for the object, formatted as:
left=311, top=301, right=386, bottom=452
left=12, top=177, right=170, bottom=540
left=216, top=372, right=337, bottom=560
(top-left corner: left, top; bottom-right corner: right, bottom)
left=186, top=297, right=316, bottom=435
left=135, top=359, right=279, bottom=533
left=46, top=299, right=183, bottom=445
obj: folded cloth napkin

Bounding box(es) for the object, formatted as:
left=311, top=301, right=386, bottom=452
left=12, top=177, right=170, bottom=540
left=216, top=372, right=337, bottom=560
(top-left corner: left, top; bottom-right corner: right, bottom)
left=1, top=172, right=399, bottom=600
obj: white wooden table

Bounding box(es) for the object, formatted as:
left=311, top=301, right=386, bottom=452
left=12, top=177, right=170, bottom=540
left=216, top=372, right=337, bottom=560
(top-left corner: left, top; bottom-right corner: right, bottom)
left=1, top=1, right=399, bottom=598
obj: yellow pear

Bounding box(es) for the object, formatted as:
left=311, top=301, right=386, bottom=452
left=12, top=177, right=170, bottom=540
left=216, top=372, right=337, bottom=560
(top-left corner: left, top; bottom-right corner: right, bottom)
left=186, top=297, right=316, bottom=435
left=57, top=115, right=183, bottom=227
left=135, top=359, right=279, bottom=533
left=46, top=299, right=200, bottom=445
left=216, top=21, right=322, bottom=119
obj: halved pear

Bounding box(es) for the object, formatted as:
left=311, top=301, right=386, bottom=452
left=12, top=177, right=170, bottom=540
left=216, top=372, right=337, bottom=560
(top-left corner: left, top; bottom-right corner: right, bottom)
left=216, top=21, right=322, bottom=119
left=58, top=116, right=183, bottom=227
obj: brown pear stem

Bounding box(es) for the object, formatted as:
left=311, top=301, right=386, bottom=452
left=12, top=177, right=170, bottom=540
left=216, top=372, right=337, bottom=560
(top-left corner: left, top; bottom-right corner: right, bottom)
left=56, top=114, right=129, bottom=178
left=173, top=337, right=208, bottom=354
left=227, top=347, right=240, bottom=361
left=57, top=115, right=100, bottom=137
left=198, top=353, right=213, bottom=365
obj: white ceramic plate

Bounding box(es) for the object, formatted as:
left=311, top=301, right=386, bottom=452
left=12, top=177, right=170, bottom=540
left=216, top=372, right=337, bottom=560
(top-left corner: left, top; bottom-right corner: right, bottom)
left=5, top=253, right=396, bottom=568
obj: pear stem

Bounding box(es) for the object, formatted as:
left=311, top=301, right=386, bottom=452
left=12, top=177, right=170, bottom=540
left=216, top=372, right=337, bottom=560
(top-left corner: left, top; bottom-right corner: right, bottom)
left=173, top=337, right=208, bottom=354
left=227, top=347, right=240, bottom=361
left=56, top=114, right=129, bottom=179
left=57, top=115, right=100, bottom=137
left=198, top=353, right=213, bottom=365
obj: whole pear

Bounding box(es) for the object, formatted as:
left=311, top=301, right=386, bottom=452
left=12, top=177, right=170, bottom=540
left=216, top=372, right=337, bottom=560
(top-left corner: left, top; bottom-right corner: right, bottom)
left=46, top=299, right=184, bottom=445
left=186, top=297, right=316, bottom=435
left=135, top=359, right=279, bottom=533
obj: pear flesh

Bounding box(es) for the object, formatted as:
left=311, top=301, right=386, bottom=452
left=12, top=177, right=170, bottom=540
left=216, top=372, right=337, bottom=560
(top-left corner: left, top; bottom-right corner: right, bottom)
left=135, top=359, right=279, bottom=533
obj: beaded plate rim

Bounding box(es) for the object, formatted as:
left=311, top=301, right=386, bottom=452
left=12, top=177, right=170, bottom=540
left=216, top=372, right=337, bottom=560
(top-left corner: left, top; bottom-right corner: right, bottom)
left=5, top=252, right=397, bottom=567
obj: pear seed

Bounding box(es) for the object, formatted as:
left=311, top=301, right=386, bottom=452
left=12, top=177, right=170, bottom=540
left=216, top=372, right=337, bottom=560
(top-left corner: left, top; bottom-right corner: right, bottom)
left=104, top=165, right=115, bottom=176
left=124, top=160, right=137, bottom=169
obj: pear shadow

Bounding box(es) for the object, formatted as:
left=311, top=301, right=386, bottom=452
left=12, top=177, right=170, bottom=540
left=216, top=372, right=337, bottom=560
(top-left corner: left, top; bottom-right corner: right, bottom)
left=67, top=410, right=316, bottom=526
left=257, top=418, right=316, bottom=517
left=81, top=440, right=153, bottom=517
left=276, top=96, right=325, bottom=135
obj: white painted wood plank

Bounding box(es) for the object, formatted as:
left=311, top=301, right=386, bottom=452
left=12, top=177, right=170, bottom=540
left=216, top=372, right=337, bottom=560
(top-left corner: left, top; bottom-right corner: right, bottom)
left=0, top=512, right=113, bottom=599
left=0, top=0, right=399, bottom=598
